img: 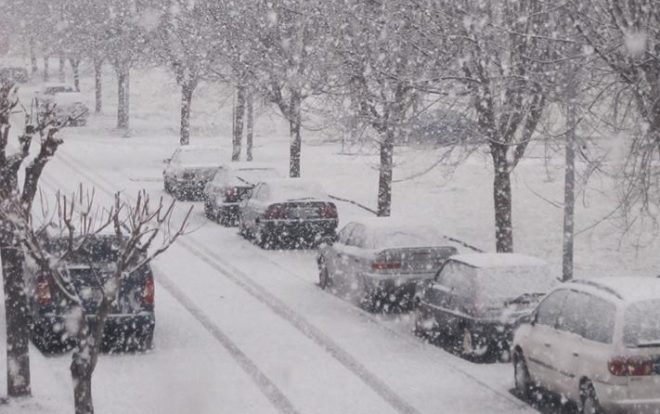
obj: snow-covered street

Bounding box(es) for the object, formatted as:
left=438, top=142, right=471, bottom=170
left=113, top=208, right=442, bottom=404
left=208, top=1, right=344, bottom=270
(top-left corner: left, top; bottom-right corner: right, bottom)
left=10, top=128, right=532, bottom=413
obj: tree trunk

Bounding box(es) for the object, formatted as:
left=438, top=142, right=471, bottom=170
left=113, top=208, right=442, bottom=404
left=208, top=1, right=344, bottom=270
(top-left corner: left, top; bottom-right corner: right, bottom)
left=377, top=127, right=394, bottom=217
left=58, top=54, right=66, bottom=83
left=94, top=59, right=102, bottom=114
left=29, top=39, right=37, bottom=76
left=289, top=92, right=302, bottom=177
left=70, top=59, right=81, bottom=92
left=562, top=100, right=577, bottom=281
left=180, top=84, right=194, bottom=145
left=43, top=56, right=49, bottom=82
left=246, top=93, right=254, bottom=162
left=232, top=85, right=246, bottom=161
left=1, top=242, right=31, bottom=398
left=491, top=145, right=513, bottom=252
left=117, top=66, right=130, bottom=130
left=71, top=331, right=96, bottom=414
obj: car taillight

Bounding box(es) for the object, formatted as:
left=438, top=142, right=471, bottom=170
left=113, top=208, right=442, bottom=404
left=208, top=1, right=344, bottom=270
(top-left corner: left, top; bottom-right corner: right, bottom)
left=36, top=275, right=52, bottom=306
left=372, top=261, right=402, bottom=271
left=321, top=203, right=337, bottom=218
left=265, top=204, right=287, bottom=219
left=608, top=357, right=654, bottom=376
left=142, top=275, right=155, bottom=306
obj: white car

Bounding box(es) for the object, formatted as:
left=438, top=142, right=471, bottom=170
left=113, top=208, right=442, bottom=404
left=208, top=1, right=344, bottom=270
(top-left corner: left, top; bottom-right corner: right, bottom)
left=512, top=277, right=660, bottom=414
left=163, top=146, right=223, bottom=200
left=36, top=84, right=89, bottom=126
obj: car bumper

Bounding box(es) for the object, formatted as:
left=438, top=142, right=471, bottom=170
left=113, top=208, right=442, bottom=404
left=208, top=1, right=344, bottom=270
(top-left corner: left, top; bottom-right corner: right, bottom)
left=168, top=178, right=211, bottom=198
left=205, top=200, right=240, bottom=222
left=260, top=219, right=338, bottom=245
left=33, top=312, right=155, bottom=352
left=596, top=382, right=660, bottom=414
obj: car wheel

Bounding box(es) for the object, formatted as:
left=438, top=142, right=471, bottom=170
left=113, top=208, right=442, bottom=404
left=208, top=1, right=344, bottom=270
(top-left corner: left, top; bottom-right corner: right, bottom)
left=513, top=350, right=534, bottom=399
left=461, top=328, right=493, bottom=362
left=318, top=260, right=332, bottom=289
left=580, top=382, right=603, bottom=414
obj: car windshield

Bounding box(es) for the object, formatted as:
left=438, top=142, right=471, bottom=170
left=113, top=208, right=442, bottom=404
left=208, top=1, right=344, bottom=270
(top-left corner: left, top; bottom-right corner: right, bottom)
left=173, top=149, right=222, bottom=165
left=475, top=266, right=555, bottom=304
left=623, top=299, right=660, bottom=347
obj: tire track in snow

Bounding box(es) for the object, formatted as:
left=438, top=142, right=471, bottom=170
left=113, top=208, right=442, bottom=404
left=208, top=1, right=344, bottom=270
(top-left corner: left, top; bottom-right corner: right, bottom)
left=40, top=170, right=302, bottom=414
left=54, top=149, right=424, bottom=414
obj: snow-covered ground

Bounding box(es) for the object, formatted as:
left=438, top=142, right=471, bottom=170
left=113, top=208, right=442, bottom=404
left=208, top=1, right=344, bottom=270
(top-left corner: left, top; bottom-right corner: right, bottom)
left=2, top=60, right=659, bottom=414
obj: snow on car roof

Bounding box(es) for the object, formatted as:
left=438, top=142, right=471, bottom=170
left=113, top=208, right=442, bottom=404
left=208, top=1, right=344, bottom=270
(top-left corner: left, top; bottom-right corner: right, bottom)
left=449, top=253, right=546, bottom=268
left=258, top=178, right=329, bottom=202
left=570, top=276, right=660, bottom=303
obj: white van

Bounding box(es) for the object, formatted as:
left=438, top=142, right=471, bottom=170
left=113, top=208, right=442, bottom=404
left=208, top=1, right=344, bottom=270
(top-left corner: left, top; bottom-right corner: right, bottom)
left=512, top=277, right=660, bottom=414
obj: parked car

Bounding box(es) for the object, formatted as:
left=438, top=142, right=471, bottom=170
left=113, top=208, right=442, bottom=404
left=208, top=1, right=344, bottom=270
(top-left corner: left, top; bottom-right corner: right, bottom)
left=163, top=145, right=223, bottom=200
left=414, top=253, right=556, bottom=361
left=35, top=83, right=89, bottom=126
left=25, top=235, right=155, bottom=353
left=237, top=178, right=338, bottom=249
left=512, top=277, right=660, bottom=414
left=317, top=218, right=458, bottom=312
left=0, top=66, right=29, bottom=83
left=204, top=163, right=281, bottom=225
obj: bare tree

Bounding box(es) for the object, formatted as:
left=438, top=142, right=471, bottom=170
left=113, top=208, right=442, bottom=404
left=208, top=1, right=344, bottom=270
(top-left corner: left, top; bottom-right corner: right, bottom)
left=0, top=81, right=67, bottom=397
left=150, top=0, right=220, bottom=145
left=18, top=189, right=191, bottom=414
left=438, top=0, right=560, bottom=252
left=572, top=0, right=660, bottom=226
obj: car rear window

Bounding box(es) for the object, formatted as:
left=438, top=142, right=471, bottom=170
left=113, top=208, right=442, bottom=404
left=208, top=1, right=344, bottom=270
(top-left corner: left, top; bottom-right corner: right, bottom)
left=623, top=299, right=660, bottom=347
left=475, top=266, right=555, bottom=303
left=367, top=228, right=445, bottom=249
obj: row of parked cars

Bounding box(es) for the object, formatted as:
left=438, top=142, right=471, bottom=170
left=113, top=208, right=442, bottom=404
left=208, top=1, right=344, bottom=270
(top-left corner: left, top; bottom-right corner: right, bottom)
left=161, top=145, right=660, bottom=413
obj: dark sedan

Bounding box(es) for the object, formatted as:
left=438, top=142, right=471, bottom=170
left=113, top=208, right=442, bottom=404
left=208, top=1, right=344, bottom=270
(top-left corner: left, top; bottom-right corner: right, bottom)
left=204, top=163, right=281, bottom=226
left=163, top=145, right=223, bottom=200
left=238, top=179, right=338, bottom=249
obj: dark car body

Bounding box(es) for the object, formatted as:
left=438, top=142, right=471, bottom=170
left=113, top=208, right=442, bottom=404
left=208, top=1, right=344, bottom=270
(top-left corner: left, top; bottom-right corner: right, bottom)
left=238, top=179, right=338, bottom=249
left=317, top=219, right=458, bottom=312
left=204, top=163, right=280, bottom=226
left=163, top=146, right=223, bottom=200
left=414, top=253, right=555, bottom=361
left=25, top=235, right=155, bottom=353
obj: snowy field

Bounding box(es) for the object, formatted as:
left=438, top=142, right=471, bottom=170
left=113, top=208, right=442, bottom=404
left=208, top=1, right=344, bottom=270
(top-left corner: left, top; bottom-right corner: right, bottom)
left=2, top=61, right=659, bottom=414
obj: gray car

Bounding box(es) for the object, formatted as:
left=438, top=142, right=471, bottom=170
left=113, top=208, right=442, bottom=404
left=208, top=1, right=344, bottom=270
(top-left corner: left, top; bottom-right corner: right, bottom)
left=204, top=163, right=281, bottom=226
left=163, top=146, right=223, bottom=200
left=317, top=218, right=458, bottom=312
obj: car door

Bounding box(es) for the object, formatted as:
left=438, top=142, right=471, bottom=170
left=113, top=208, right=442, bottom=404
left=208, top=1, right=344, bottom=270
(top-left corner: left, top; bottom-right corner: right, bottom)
left=524, top=289, right=569, bottom=393
left=551, top=290, right=592, bottom=397
left=554, top=293, right=616, bottom=401
left=427, top=261, right=474, bottom=337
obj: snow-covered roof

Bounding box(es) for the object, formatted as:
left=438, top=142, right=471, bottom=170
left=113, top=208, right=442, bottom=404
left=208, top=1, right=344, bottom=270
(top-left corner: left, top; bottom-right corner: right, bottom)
left=449, top=253, right=546, bottom=268
left=222, top=162, right=278, bottom=172
left=570, top=276, right=660, bottom=303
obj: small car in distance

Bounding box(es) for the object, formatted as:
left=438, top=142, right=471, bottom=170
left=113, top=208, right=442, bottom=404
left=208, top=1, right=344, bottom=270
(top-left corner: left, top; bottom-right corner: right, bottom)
left=163, top=145, right=223, bottom=200
left=414, top=253, right=556, bottom=362
left=512, top=277, right=660, bottom=414
left=317, top=218, right=458, bottom=312
left=25, top=235, right=155, bottom=353
left=204, top=163, right=281, bottom=226
left=238, top=178, right=338, bottom=249
left=35, top=83, right=89, bottom=126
